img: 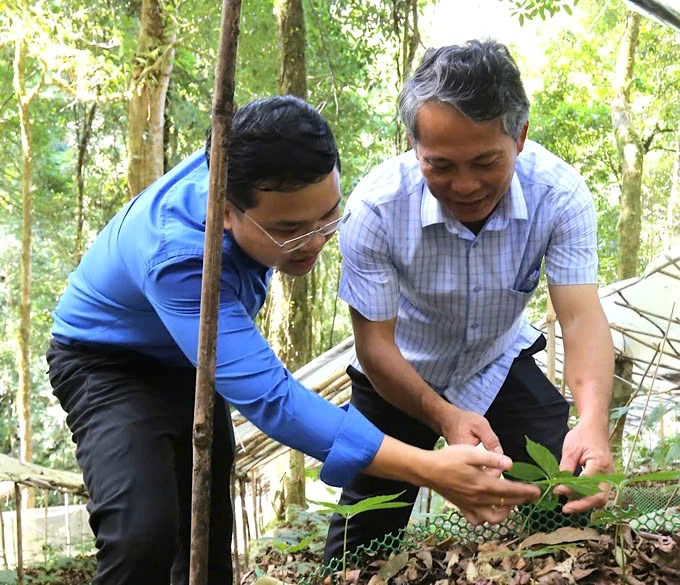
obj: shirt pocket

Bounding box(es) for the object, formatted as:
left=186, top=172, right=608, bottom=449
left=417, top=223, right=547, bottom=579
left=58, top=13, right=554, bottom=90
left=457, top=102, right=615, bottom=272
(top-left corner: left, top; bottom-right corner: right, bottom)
left=513, top=267, right=541, bottom=294
left=489, top=287, right=536, bottom=339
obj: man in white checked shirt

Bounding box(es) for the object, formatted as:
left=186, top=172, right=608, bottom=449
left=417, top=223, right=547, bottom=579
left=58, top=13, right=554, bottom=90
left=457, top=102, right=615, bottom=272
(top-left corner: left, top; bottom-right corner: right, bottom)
left=324, top=40, right=615, bottom=562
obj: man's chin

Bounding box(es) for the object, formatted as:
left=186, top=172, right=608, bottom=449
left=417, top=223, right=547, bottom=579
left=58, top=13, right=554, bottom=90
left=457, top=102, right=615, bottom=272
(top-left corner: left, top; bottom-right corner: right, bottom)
left=279, top=263, right=315, bottom=277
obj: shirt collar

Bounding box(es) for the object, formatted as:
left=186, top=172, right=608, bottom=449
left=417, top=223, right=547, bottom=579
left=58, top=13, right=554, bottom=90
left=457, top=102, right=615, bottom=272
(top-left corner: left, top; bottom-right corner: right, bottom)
left=420, top=172, right=527, bottom=233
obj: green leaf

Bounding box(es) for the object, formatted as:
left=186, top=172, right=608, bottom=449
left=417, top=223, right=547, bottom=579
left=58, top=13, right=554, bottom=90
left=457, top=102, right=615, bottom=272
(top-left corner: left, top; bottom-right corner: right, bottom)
left=346, top=491, right=410, bottom=517
left=609, top=406, right=629, bottom=420
left=558, top=478, right=602, bottom=497
left=525, top=436, right=560, bottom=478
left=506, top=461, right=547, bottom=481
left=307, top=499, right=350, bottom=516
left=536, top=491, right=559, bottom=510
left=625, top=470, right=680, bottom=483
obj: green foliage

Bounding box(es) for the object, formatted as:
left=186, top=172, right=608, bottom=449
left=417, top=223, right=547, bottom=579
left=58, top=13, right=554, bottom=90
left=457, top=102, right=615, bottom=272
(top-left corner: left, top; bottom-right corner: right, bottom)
left=310, top=491, right=410, bottom=578
left=506, top=436, right=680, bottom=527
left=502, top=0, right=579, bottom=25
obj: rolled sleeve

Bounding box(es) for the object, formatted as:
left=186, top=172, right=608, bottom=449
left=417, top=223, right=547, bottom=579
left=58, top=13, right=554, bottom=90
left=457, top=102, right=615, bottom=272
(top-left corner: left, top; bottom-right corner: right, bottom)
left=144, top=254, right=385, bottom=487
left=339, top=199, right=399, bottom=321
left=320, top=404, right=384, bottom=487
left=545, top=178, right=598, bottom=285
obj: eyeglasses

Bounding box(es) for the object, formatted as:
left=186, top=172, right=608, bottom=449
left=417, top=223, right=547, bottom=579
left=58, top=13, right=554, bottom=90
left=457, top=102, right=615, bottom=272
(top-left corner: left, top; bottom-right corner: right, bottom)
left=229, top=200, right=351, bottom=253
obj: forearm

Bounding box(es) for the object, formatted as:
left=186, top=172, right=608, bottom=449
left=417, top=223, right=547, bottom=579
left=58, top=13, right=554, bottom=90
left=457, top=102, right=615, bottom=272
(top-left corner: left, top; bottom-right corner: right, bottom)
left=357, top=340, right=452, bottom=436
left=562, top=309, right=613, bottom=430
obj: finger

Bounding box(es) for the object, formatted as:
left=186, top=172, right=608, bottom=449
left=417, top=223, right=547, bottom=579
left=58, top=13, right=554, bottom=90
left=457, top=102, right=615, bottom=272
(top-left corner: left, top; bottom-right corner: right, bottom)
left=562, top=491, right=608, bottom=514
left=558, top=451, right=580, bottom=474
left=553, top=484, right=575, bottom=496
left=459, top=506, right=482, bottom=526
left=463, top=449, right=514, bottom=471
left=475, top=505, right=512, bottom=525
left=476, top=422, right=503, bottom=454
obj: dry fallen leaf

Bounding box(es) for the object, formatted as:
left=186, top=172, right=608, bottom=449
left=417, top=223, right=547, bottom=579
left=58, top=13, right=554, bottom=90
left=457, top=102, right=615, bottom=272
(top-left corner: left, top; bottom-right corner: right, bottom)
left=377, top=552, right=409, bottom=581
left=519, top=527, right=600, bottom=549
left=416, top=549, right=433, bottom=570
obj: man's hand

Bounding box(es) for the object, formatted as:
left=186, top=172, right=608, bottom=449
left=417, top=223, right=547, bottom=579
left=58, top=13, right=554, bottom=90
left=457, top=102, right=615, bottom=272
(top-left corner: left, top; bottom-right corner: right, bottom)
left=554, top=420, right=614, bottom=513
left=439, top=403, right=503, bottom=454
left=422, top=445, right=540, bottom=525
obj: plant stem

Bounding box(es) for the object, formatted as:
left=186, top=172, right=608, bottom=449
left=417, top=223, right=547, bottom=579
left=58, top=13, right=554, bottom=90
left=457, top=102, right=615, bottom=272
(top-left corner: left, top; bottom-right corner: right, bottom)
left=343, top=515, right=349, bottom=582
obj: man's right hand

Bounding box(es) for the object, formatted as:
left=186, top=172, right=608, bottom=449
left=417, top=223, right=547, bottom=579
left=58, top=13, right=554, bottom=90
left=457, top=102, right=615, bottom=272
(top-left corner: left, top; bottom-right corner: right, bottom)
left=421, top=444, right=540, bottom=525
left=438, top=404, right=503, bottom=454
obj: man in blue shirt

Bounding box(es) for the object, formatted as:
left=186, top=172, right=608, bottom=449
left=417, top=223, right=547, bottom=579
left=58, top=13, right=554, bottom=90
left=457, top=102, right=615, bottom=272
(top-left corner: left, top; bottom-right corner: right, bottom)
left=47, top=96, right=538, bottom=585
left=324, top=41, right=615, bottom=561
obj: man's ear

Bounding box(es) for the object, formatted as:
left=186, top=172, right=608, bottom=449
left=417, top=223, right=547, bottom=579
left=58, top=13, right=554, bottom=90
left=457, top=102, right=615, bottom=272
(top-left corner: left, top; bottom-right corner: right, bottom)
left=516, top=122, right=529, bottom=154
left=224, top=203, right=234, bottom=231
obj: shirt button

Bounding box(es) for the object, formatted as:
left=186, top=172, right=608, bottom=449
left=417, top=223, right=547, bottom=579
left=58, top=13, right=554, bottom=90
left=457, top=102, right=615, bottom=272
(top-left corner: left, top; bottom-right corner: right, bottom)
left=463, top=348, right=471, bottom=354
left=471, top=242, right=479, bottom=248
left=471, top=323, right=479, bottom=330
left=473, top=285, right=481, bottom=293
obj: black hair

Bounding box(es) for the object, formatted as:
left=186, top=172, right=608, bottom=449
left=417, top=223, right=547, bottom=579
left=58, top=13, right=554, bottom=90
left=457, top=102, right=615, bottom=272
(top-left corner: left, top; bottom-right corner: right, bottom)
left=399, top=39, right=530, bottom=141
left=205, top=95, right=340, bottom=209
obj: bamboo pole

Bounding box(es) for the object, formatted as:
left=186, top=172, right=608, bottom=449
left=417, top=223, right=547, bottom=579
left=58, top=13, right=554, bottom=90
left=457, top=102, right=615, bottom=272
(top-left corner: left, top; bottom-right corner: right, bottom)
left=0, top=500, right=7, bottom=569
left=239, top=477, right=249, bottom=567
left=231, top=472, right=240, bottom=585
left=546, top=292, right=557, bottom=386
left=188, top=0, right=241, bottom=584
left=250, top=471, right=259, bottom=540
left=14, top=485, right=23, bottom=585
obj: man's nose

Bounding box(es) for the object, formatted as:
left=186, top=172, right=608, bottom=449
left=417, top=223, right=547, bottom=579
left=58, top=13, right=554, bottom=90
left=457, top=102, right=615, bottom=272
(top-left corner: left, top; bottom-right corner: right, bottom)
left=448, top=171, right=481, bottom=197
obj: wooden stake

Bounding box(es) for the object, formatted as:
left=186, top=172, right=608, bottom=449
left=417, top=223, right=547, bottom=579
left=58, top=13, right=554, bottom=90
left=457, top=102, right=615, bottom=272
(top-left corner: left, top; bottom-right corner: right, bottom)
left=546, top=292, right=557, bottom=386
left=188, top=1, right=241, bottom=584
left=231, top=471, right=240, bottom=585
left=239, top=477, right=249, bottom=567
left=14, top=485, right=23, bottom=585
left=251, top=470, right=259, bottom=540
left=0, top=499, right=7, bottom=569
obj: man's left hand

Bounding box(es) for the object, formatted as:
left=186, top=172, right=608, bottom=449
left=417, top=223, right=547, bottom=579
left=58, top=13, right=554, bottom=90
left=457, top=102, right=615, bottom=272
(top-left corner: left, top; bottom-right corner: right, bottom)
left=554, top=421, right=614, bottom=513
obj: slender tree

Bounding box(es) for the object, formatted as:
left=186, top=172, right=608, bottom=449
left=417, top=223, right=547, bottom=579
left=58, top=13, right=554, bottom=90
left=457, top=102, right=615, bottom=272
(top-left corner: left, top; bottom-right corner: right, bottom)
left=127, top=0, right=176, bottom=198
left=268, top=0, right=311, bottom=513
left=13, top=28, right=45, bottom=507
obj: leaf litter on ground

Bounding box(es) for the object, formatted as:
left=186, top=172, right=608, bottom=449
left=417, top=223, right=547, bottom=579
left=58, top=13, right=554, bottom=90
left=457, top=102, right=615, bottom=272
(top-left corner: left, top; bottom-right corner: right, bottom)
left=245, top=523, right=680, bottom=585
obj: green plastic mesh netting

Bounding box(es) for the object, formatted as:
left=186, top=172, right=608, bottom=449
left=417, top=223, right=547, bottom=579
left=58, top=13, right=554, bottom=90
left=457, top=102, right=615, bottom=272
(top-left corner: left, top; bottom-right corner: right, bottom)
left=300, top=484, right=680, bottom=584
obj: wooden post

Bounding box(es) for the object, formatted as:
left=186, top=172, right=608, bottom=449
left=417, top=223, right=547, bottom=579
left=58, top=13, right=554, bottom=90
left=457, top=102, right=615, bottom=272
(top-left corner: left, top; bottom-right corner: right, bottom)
left=0, top=499, right=8, bottom=569
left=64, top=493, right=71, bottom=556
left=14, top=485, right=23, bottom=585
left=43, top=490, right=48, bottom=562
left=231, top=472, right=240, bottom=585
left=188, top=1, right=241, bottom=584
left=546, top=292, right=557, bottom=386
left=239, top=477, right=249, bottom=567
left=250, top=470, right=259, bottom=540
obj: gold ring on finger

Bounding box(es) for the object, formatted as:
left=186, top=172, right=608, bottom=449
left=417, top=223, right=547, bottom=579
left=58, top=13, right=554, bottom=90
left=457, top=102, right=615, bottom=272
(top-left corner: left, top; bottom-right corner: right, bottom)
left=500, top=496, right=505, bottom=507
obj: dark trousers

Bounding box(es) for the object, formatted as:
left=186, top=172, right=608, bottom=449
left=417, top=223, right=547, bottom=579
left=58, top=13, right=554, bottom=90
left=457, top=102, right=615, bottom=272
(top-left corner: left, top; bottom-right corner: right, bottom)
left=46, top=341, right=234, bottom=585
left=323, top=336, right=570, bottom=563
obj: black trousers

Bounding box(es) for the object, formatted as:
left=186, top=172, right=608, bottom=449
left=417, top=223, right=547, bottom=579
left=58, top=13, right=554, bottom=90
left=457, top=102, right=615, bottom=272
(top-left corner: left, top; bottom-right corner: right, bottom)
left=46, top=341, right=234, bottom=585
left=323, top=336, right=570, bottom=563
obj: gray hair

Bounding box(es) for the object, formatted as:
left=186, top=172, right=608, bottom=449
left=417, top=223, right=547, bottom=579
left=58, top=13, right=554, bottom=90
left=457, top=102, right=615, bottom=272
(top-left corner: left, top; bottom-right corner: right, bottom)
left=398, top=39, right=530, bottom=142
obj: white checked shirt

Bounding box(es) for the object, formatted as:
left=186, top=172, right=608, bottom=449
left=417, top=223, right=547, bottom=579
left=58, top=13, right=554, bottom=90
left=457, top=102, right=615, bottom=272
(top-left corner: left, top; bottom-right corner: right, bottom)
left=339, top=140, right=598, bottom=415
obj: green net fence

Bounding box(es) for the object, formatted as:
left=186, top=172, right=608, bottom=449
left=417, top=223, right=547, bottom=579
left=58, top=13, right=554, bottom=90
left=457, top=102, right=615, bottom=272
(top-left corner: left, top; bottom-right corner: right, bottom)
left=299, top=484, right=680, bottom=584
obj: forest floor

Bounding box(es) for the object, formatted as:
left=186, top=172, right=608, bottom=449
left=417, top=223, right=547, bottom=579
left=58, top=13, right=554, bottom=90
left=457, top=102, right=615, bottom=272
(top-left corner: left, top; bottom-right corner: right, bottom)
left=245, top=515, right=680, bottom=585
left=2, top=515, right=678, bottom=584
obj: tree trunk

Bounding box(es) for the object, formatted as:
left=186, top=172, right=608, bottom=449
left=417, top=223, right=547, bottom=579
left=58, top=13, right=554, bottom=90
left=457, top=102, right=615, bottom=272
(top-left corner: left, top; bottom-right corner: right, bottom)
left=612, top=11, right=643, bottom=281
left=273, top=0, right=310, bottom=514
left=392, top=0, right=420, bottom=153
left=75, top=103, right=97, bottom=262
left=610, top=11, right=643, bottom=460
left=13, top=36, right=35, bottom=509
left=127, top=0, right=176, bottom=198
left=665, top=137, right=680, bottom=250
left=611, top=356, right=633, bottom=468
